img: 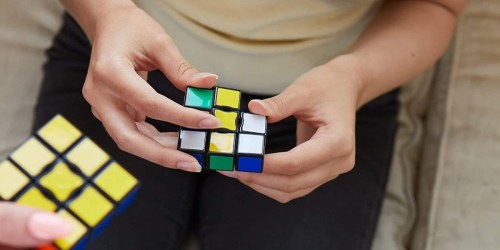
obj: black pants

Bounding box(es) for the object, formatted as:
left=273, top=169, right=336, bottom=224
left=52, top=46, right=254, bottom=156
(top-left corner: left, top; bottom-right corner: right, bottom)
left=34, top=14, right=400, bottom=250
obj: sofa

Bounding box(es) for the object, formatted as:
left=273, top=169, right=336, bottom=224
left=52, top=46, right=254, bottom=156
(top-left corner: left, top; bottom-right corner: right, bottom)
left=1, top=1, right=499, bottom=249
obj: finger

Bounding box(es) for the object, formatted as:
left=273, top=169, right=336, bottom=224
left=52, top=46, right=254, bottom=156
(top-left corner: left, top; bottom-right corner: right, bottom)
left=248, top=84, right=305, bottom=123
left=297, top=121, right=316, bottom=145
left=93, top=96, right=202, bottom=172
left=262, top=132, right=337, bottom=176
left=86, top=70, right=220, bottom=129
left=137, top=70, right=148, bottom=81
left=135, top=121, right=179, bottom=148
left=0, top=203, right=72, bottom=248
left=234, top=161, right=341, bottom=194
left=146, top=35, right=218, bottom=90
left=91, top=107, right=101, bottom=121
left=125, top=104, right=146, bottom=122
left=243, top=182, right=318, bottom=204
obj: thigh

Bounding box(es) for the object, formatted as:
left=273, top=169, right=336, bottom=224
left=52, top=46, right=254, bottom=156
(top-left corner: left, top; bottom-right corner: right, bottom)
left=34, top=14, right=197, bottom=250
left=197, top=90, right=400, bottom=250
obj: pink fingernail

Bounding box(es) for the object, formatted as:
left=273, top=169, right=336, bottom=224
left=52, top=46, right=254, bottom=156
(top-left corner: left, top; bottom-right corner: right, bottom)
left=28, top=213, right=73, bottom=240
left=199, top=118, right=221, bottom=129
left=177, top=162, right=202, bottom=173
left=194, top=72, right=219, bottom=80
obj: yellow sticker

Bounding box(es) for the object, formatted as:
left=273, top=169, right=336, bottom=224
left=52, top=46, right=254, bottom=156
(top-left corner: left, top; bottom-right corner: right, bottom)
left=38, top=115, right=82, bottom=153
left=69, top=186, right=113, bottom=227
left=209, top=133, right=235, bottom=153
left=16, top=187, right=57, bottom=212
left=214, top=109, right=238, bottom=131
left=0, top=160, right=30, bottom=200
left=215, top=88, right=240, bottom=109
left=54, top=210, right=87, bottom=250
left=94, top=162, right=137, bottom=202
left=39, top=161, right=84, bottom=202
left=10, top=138, right=56, bottom=176
left=66, top=138, right=109, bottom=176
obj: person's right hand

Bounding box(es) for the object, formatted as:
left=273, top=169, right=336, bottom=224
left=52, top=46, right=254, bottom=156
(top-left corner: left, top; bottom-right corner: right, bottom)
left=0, top=202, right=72, bottom=249
left=80, top=3, right=220, bottom=173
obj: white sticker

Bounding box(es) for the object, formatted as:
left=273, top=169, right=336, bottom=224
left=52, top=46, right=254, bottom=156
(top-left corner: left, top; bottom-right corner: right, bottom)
left=242, top=113, right=266, bottom=134
left=237, top=134, right=264, bottom=155
left=180, top=130, right=206, bottom=151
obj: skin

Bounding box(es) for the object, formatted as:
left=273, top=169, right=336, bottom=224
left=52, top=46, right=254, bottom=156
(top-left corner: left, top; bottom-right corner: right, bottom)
left=1, top=0, right=467, bottom=247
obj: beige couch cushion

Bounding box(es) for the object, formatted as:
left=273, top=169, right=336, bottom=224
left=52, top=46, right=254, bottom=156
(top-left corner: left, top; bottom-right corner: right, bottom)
left=0, top=0, right=63, bottom=158
left=411, top=1, right=500, bottom=249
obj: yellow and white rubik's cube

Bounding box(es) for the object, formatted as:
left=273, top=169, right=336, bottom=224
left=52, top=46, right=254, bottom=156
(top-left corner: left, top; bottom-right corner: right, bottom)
left=0, top=115, right=139, bottom=250
left=178, top=87, right=268, bottom=173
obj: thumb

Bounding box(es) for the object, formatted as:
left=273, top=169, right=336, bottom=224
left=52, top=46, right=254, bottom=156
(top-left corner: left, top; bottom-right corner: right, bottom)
left=0, top=203, right=72, bottom=248
left=248, top=89, right=301, bottom=123
left=148, top=37, right=218, bottom=91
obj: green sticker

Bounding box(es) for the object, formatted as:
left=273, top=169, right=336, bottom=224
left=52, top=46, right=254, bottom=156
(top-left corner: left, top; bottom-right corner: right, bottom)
left=209, top=155, right=234, bottom=171
left=185, top=87, right=213, bottom=110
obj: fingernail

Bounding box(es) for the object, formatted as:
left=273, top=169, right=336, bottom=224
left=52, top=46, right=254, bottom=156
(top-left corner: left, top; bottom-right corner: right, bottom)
left=28, top=212, right=73, bottom=240
left=194, top=72, right=219, bottom=80
left=217, top=170, right=237, bottom=178
left=199, top=118, right=221, bottom=129
left=177, top=162, right=202, bottom=173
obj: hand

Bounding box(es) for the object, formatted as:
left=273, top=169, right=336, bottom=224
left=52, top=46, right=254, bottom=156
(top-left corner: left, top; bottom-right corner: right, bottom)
left=0, top=202, right=72, bottom=249
left=81, top=4, right=220, bottom=173
left=219, top=59, right=361, bottom=203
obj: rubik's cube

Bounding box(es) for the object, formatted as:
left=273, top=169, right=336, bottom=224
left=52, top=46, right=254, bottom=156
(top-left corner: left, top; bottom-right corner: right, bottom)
left=0, top=115, right=139, bottom=250
left=178, top=87, right=267, bottom=173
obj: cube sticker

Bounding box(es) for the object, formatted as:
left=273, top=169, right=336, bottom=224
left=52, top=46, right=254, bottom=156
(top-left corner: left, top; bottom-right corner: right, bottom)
left=185, top=87, right=213, bottom=110
left=213, top=109, right=238, bottom=132
left=241, top=113, right=267, bottom=134
left=178, top=86, right=267, bottom=172
left=209, top=132, right=236, bottom=154
left=214, top=87, right=240, bottom=110
left=209, top=155, right=234, bottom=171
left=179, top=130, right=206, bottom=151
left=0, top=115, right=140, bottom=250
left=236, top=157, right=263, bottom=173
left=237, top=134, right=265, bottom=155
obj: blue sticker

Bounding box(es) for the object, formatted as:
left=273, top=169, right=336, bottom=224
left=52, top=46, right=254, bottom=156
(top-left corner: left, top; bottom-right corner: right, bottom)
left=191, top=153, right=204, bottom=168
left=237, top=157, right=263, bottom=173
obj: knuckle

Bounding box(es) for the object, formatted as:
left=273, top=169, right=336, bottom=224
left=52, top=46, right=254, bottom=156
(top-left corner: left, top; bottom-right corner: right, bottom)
left=92, top=57, right=123, bottom=82
left=176, top=61, right=194, bottom=79
left=114, top=133, right=134, bottom=152
left=275, top=193, right=292, bottom=204
left=340, top=155, right=356, bottom=173
left=81, top=84, right=92, bottom=102
left=152, top=34, right=174, bottom=49
left=138, top=98, right=159, bottom=117
left=334, top=134, right=355, bottom=157
left=287, top=158, right=303, bottom=175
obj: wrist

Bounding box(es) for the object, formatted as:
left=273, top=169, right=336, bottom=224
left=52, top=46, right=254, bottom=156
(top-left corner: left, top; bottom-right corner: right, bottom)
left=324, top=55, right=367, bottom=109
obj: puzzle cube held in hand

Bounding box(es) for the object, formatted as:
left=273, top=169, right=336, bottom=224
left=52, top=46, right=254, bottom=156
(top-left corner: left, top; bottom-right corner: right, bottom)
left=0, top=115, right=139, bottom=250
left=178, top=87, right=267, bottom=173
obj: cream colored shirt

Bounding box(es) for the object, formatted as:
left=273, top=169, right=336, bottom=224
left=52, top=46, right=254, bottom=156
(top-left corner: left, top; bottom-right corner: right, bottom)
left=134, top=0, right=381, bottom=94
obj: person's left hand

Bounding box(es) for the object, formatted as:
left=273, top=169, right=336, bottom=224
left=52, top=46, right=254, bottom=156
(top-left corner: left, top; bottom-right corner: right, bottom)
left=219, top=58, right=362, bottom=203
